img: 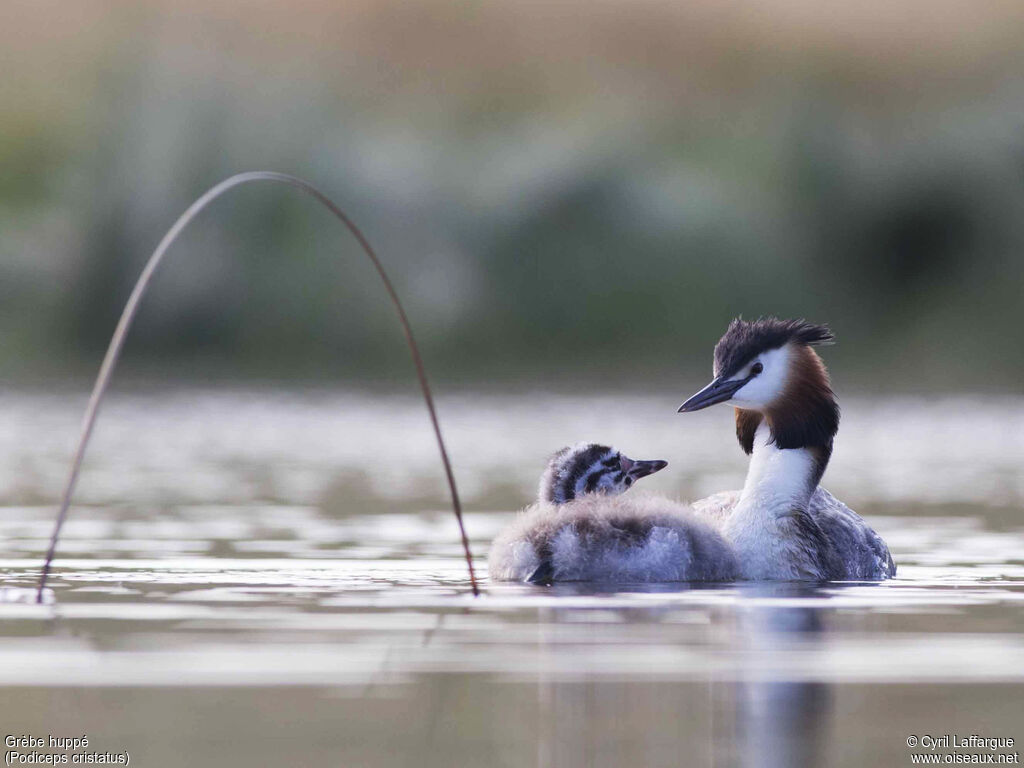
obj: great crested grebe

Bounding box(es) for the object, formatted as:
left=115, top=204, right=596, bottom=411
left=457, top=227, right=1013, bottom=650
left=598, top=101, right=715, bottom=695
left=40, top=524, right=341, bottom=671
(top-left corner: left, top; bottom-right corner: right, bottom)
left=679, top=317, right=896, bottom=581
left=488, top=443, right=737, bottom=583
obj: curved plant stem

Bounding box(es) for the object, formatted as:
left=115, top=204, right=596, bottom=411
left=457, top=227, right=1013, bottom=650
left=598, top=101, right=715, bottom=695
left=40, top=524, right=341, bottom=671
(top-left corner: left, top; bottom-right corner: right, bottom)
left=36, top=171, right=479, bottom=602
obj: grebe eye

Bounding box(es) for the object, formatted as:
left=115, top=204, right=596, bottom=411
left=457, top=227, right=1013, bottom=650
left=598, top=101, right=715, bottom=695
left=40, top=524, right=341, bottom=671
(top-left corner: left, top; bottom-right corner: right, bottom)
left=751, top=362, right=764, bottom=375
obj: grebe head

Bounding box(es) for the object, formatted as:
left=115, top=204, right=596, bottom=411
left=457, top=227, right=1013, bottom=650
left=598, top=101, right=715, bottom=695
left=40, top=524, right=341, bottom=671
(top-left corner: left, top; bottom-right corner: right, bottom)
left=678, top=317, right=840, bottom=453
left=539, top=443, right=668, bottom=504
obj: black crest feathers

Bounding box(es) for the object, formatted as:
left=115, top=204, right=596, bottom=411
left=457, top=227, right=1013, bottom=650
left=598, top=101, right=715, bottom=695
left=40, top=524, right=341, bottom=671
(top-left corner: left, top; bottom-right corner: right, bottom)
left=713, top=317, right=834, bottom=379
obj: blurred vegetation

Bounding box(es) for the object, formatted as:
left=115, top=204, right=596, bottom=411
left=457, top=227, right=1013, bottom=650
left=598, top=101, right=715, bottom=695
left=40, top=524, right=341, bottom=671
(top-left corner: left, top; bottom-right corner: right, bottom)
left=2, top=1, right=1024, bottom=391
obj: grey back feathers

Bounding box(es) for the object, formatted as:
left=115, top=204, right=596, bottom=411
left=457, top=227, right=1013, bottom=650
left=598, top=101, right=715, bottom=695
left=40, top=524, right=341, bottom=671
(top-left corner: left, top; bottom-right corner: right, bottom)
left=693, top=488, right=895, bottom=580
left=539, top=443, right=667, bottom=504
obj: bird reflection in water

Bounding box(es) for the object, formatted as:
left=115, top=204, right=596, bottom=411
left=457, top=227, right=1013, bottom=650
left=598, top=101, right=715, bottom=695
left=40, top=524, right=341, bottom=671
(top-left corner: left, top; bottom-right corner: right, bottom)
left=729, top=583, right=832, bottom=768
left=525, top=582, right=833, bottom=768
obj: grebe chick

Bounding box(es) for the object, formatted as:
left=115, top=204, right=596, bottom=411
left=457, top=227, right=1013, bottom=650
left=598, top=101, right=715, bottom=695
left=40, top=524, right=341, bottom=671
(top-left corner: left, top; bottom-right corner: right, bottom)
left=538, top=442, right=668, bottom=504
left=488, top=443, right=737, bottom=584
left=679, top=317, right=895, bottom=581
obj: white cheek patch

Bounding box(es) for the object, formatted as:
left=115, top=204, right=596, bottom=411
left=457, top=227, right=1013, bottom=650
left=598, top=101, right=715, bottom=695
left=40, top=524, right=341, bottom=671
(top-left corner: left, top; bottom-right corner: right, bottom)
left=731, top=345, right=791, bottom=409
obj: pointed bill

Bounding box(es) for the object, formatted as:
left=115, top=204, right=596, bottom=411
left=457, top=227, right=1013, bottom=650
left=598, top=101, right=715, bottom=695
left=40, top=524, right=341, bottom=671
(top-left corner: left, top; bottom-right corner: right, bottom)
left=677, top=376, right=745, bottom=412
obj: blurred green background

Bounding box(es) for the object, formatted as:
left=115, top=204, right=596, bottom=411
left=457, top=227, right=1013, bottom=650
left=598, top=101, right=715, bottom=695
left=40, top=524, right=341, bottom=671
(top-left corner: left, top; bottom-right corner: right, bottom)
left=2, top=0, right=1023, bottom=391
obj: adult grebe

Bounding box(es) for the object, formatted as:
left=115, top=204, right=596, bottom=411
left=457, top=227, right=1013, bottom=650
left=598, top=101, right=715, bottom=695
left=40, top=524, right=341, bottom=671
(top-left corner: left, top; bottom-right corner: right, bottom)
left=679, top=317, right=896, bottom=581
left=488, top=443, right=737, bottom=583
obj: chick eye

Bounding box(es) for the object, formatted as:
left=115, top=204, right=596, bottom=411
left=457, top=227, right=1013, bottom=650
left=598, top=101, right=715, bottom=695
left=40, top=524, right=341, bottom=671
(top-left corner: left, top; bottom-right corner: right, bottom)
left=751, top=362, right=764, bottom=375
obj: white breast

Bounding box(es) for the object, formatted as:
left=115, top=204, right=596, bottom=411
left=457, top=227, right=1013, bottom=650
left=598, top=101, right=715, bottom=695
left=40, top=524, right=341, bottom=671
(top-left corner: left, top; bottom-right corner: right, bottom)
left=724, top=424, right=820, bottom=580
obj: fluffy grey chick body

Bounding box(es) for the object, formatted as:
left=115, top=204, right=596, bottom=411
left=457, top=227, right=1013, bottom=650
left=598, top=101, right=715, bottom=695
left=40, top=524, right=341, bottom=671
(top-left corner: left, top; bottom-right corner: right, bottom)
left=488, top=443, right=737, bottom=583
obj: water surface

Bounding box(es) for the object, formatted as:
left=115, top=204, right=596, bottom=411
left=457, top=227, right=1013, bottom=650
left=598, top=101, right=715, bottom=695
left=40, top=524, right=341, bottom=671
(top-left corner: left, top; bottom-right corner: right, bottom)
left=1, top=389, right=1021, bottom=767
